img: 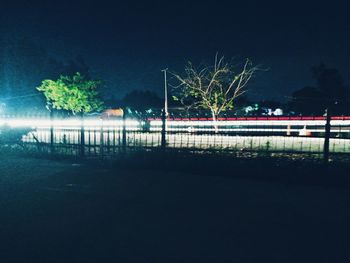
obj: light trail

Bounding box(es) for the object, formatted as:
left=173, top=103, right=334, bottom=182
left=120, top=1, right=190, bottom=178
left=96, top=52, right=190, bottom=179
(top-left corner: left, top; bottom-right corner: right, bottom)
left=0, top=118, right=140, bottom=129
left=0, top=117, right=349, bottom=133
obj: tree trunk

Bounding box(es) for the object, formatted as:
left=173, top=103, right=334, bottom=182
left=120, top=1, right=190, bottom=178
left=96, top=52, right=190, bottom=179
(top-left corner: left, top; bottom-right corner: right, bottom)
left=211, top=111, right=219, bottom=133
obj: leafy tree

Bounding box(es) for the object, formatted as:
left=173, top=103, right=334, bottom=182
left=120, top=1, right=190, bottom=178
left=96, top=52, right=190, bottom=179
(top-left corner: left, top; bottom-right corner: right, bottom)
left=37, top=72, right=104, bottom=114
left=172, top=54, right=259, bottom=130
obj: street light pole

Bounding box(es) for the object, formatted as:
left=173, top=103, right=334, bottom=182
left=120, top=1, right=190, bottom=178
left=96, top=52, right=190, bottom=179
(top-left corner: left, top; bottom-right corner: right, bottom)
left=161, top=68, right=168, bottom=149
left=161, top=68, right=168, bottom=116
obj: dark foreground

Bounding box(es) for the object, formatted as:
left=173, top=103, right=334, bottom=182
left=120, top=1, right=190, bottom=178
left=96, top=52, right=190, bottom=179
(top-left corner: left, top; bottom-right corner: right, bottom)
left=1, top=152, right=350, bottom=263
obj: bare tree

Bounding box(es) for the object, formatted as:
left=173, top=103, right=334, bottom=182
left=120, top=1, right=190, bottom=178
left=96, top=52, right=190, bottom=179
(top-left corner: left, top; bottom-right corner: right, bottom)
left=172, top=54, right=259, bottom=131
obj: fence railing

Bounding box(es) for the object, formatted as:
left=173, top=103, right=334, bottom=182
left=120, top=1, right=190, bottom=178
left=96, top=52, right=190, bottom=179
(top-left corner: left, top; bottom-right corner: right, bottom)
left=1, top=112, right=350, bottom=161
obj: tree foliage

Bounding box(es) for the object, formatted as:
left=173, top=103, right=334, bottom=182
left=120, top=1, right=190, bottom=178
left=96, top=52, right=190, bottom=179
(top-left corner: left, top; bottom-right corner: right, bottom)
left=172, top=55, right=259, bottom=124
left=37, top=72, right=104, bottom=114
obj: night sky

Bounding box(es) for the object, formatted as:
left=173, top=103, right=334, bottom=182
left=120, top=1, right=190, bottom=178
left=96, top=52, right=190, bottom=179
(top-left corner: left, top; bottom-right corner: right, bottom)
left=1, top=0, right=349, bottom=101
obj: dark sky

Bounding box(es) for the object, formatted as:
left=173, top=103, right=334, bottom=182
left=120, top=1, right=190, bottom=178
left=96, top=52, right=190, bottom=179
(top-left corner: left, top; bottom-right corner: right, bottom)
left=1, top=0, right=350, bottom=101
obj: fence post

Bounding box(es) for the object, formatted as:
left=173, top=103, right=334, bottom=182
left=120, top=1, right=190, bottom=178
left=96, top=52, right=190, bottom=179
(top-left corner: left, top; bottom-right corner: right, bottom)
left=100, top=118, right=104, bottom=157
left=161, top=108, right=167, bottom=150
left=323, top=108, right=331, bottom=164
left=50, top=109, right=54, bottom=154
left=122, top=110, right=127, bottom=153
left=80, top=112, right=85, bottom=157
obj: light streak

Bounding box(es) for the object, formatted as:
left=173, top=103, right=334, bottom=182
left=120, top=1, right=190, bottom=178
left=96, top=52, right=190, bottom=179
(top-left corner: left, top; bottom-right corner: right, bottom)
left=0, top=117, right=349, bottom=133
left=0, top=118, right=140, bottom=129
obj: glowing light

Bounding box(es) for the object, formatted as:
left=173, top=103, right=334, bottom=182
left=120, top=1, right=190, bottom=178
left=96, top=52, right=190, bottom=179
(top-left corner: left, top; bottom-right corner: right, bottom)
left=0, top=118, right=140, bottom=130
left=148, top=119, right=350, bottom=133
left=0, top=117, right=349, bottom=133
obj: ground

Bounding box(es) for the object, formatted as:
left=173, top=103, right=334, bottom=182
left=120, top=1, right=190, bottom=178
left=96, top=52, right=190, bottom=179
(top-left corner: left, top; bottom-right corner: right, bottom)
left=1, top=152, right=350, bottom=262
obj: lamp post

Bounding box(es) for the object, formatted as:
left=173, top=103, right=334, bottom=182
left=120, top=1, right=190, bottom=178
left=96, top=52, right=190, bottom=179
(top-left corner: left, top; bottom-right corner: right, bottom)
left=323, top=108, right=331, bottom=165
left=161, top=68, right=168, bottom=116
left=161, top=68, right=168, bottom=149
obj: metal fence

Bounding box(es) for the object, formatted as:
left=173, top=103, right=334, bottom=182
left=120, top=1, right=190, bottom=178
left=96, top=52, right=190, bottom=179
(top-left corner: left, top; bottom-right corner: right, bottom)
left=1, top=112, right=350, bottom=161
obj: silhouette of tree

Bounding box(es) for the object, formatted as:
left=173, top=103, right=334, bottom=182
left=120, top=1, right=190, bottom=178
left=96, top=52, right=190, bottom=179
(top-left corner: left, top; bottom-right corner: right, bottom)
left=289, top=86, right=325, bottom=115
left=312, top=63, right=348, bottom=102
left=120, top=90, right=163, bottom=111
left=62, top=56, right=90, bottom=78
left=290, top=63, right=349, bottom=115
